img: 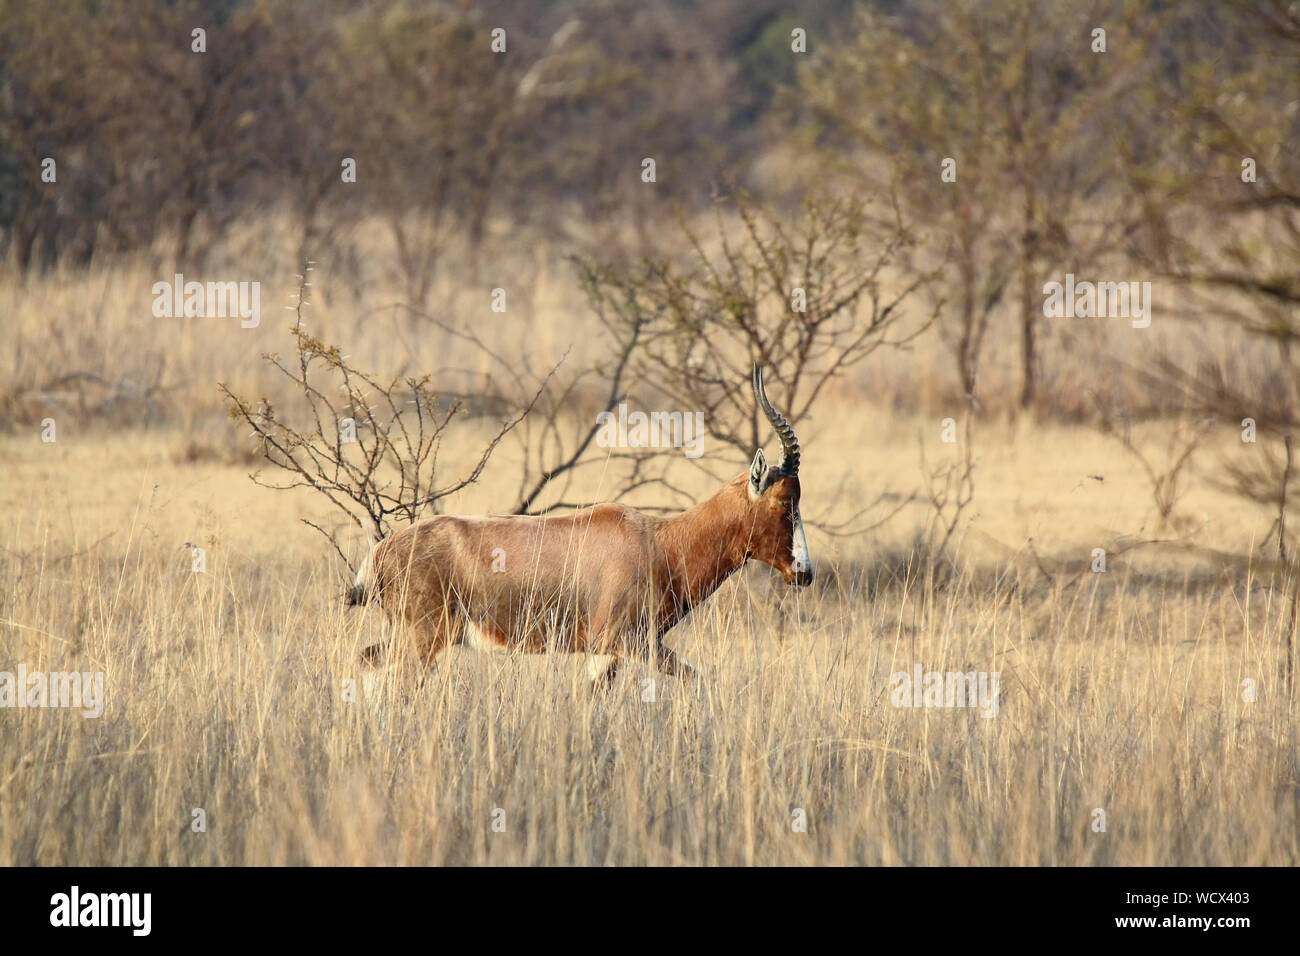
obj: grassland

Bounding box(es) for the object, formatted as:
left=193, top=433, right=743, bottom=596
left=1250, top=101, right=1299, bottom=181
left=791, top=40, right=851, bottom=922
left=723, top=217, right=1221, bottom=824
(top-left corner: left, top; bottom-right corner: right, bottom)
left=1, top=230, right=1296, bottom=866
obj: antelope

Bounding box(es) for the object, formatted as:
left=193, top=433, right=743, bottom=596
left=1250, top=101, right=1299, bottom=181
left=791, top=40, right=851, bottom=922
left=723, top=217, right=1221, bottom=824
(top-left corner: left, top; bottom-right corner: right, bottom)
left=347, top=365, right=812, bottom=692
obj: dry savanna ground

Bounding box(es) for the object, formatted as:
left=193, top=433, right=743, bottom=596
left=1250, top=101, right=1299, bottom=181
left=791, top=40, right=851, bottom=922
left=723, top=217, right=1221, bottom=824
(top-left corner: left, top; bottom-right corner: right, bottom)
left=1, top=218, right=1296, bottom=865
left=1, top=382, right=1296, bottom=864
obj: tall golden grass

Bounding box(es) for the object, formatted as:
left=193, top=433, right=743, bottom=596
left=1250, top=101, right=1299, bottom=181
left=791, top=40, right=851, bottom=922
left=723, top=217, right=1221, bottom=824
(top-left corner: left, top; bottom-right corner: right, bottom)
left=1, top=218, right=1295, bottom=865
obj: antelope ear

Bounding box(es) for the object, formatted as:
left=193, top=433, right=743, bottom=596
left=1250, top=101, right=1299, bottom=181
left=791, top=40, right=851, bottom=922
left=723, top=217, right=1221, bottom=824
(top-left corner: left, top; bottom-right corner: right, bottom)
left=748, top=448, right=768, bottom=497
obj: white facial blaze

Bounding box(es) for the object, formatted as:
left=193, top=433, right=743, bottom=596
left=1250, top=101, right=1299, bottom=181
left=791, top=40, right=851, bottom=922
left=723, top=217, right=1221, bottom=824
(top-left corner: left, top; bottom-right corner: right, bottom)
left=791, top=507, right=810, bottom=574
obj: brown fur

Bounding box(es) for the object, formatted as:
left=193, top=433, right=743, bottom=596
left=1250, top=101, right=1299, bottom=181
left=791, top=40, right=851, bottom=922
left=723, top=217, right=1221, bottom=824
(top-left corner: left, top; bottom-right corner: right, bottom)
left=353, top=470, right=810, bottom=690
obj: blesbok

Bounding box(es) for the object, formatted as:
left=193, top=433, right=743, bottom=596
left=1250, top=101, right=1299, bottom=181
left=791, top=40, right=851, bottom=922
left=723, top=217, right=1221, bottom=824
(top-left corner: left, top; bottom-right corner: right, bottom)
left=347, top=365, right=812, bottom=691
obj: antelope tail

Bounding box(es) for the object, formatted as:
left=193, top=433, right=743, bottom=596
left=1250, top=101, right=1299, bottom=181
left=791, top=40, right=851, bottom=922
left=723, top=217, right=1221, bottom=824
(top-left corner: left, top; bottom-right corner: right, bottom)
left=345, top=546, right=376, bottom=606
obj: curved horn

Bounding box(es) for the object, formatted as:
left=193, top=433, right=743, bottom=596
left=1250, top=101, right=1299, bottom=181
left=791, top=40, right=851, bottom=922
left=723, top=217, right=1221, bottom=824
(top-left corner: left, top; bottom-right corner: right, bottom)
left=752, top=364, right=800, bottom=476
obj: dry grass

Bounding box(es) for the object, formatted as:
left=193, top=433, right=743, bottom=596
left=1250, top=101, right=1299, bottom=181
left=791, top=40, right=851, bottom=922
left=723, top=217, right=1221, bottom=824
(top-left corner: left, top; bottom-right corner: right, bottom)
left=1, top=415, right=1295, bottom=865
left=1, top=221, right=1297, bottom=866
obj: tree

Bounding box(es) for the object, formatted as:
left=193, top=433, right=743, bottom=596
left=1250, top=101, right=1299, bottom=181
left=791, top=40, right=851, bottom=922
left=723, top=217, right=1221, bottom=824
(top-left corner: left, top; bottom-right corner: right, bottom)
left=575, top=189, right=937, bottom=533
left=793, top=0, right=1153, bottom=409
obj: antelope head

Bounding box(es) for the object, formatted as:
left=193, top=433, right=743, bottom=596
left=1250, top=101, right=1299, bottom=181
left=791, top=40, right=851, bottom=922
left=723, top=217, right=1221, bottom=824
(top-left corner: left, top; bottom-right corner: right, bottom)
left=745, top=365, right=813, bottom=587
